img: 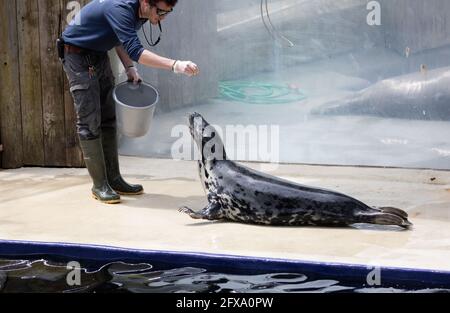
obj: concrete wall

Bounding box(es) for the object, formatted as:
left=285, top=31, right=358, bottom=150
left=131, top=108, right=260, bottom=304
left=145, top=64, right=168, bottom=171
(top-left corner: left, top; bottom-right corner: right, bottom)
left=381, top=0, right=450, bottom=55
left=216, top=0, right=450, bottom=80
left=216, top=0, right=385, bottom=81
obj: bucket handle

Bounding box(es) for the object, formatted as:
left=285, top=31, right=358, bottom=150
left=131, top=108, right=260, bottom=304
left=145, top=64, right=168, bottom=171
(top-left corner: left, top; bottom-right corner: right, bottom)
left=126, top=79, right=143, bottom=90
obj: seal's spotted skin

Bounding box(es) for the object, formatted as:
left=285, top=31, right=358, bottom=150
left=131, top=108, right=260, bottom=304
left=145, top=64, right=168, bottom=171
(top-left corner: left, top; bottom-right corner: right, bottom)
left=180, top=113, right=412, bottom=229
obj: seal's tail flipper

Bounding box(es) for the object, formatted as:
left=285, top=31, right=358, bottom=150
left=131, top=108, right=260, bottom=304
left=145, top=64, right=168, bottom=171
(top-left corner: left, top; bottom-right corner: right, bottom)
left=378, top=206, right=409, bottom=219
left=365, top=210, right=413, bottom=229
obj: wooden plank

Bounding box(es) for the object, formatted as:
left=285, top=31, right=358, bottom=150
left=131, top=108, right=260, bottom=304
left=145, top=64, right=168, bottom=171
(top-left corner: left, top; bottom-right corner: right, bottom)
left=17, top=0, right=45, bottom=166
left=38, top=0, right=67, bottom=167
left=61, top=0, right=84, bottom=167
left=0, top=75, right=1, bottom=167
left=0, top=0, right=24, bottom=169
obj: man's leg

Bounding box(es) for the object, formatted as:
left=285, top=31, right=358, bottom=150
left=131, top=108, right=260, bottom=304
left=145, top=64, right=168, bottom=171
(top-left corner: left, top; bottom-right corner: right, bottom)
left=63, top=53, right=121, bottom=204
left=99, top=56, right=144, bottom=195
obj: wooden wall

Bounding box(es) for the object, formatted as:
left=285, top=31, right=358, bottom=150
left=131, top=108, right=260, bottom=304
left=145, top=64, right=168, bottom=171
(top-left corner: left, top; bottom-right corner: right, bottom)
left=0, top=0, right=89, bottom=169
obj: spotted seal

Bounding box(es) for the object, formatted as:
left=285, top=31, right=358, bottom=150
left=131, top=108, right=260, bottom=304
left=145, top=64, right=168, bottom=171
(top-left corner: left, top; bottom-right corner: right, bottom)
left=179, top=113, right=412, bottom=229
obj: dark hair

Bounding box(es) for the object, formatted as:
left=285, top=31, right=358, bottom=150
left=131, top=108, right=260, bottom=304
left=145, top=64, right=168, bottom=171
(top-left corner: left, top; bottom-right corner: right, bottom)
left=149, top=0, right=178, bottom=6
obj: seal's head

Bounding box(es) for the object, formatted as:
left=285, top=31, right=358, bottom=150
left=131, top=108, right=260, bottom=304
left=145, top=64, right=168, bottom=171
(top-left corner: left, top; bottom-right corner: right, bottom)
left=188, top=112, right=207, bottom=142
left=188, top=112, right=227, bottom=162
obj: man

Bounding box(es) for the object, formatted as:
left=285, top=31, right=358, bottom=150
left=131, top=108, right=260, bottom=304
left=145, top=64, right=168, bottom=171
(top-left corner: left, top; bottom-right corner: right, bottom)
left=60, top=0, right=199, bottom=204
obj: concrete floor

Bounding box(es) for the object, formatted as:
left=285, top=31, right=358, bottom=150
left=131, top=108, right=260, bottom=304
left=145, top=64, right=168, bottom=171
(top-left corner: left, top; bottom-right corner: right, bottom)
left=0, top=157, right=449, bottom=272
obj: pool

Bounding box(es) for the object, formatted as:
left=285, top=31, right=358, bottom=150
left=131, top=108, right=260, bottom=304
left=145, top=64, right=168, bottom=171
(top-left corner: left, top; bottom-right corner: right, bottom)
left=1, top=240, right=449, bottom=293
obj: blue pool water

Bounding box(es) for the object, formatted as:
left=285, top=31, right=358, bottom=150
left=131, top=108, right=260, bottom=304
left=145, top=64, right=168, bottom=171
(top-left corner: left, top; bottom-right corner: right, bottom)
left=1, top=241, right=449, bottom=293
left=0, top=258, right=449, bottom=293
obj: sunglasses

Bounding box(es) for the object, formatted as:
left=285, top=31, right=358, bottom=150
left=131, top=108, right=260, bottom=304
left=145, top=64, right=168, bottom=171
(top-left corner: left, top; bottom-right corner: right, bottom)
left=155, top=6, right=173, bottom=17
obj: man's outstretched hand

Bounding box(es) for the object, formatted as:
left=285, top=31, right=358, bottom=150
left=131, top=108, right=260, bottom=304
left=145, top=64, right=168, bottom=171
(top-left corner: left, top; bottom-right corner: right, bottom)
left=173, top=61, right=200, bottom=77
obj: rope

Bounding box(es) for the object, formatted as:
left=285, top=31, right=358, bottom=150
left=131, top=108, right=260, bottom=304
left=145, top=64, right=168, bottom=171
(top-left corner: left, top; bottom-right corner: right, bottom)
left=261, top=0, right=294, bottom=48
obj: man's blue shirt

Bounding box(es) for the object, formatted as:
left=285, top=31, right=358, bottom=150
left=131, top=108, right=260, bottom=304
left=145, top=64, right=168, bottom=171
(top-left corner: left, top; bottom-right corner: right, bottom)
left=62, top=0, right=147, bottom=62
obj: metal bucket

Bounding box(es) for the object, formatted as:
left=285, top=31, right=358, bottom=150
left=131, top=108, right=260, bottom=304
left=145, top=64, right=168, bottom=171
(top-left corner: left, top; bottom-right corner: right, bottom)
left=113, top=81, right=159, bottom=138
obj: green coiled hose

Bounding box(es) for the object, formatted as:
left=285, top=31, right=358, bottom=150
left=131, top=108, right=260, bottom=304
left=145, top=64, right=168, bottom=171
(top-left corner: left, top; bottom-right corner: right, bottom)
left=218, top=81, right=307, bottom=105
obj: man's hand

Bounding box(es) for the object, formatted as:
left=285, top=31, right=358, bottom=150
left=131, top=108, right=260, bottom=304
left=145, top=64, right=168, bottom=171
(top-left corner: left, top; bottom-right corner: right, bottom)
left=126, top=66, right=142, bottom=84
left=173, top=61, right=200, bottom=77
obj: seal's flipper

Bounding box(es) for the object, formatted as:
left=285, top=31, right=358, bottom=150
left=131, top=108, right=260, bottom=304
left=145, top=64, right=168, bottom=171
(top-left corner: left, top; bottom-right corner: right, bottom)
left=378, top=206, right=409, bottom=219
left=179, top=206, right=206, bottom=219
left=179, top=203, right=223, bottom=221
left=362, top=212, right=413, bottom=229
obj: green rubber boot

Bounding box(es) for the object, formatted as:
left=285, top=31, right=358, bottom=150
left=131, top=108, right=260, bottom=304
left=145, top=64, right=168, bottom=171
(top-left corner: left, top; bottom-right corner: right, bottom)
left=79, top=139, right=121, bottom=204
left=102, top=128, right=144, bottom=195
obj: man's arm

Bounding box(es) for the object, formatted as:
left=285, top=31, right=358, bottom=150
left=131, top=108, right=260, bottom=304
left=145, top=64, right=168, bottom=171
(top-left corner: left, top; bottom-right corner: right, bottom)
left=115, top=45, right=142, bottom=83
left=138, top=49, right=175, bottom=71
left=104, top=4, right=198, bottom=77
left=105, top=5, right=199, bottom=76
left=115, top=45, right=134, bottom=68
left=116, top=46, right=199, bottom=78
left=139, top=50, right=199, bottom=76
